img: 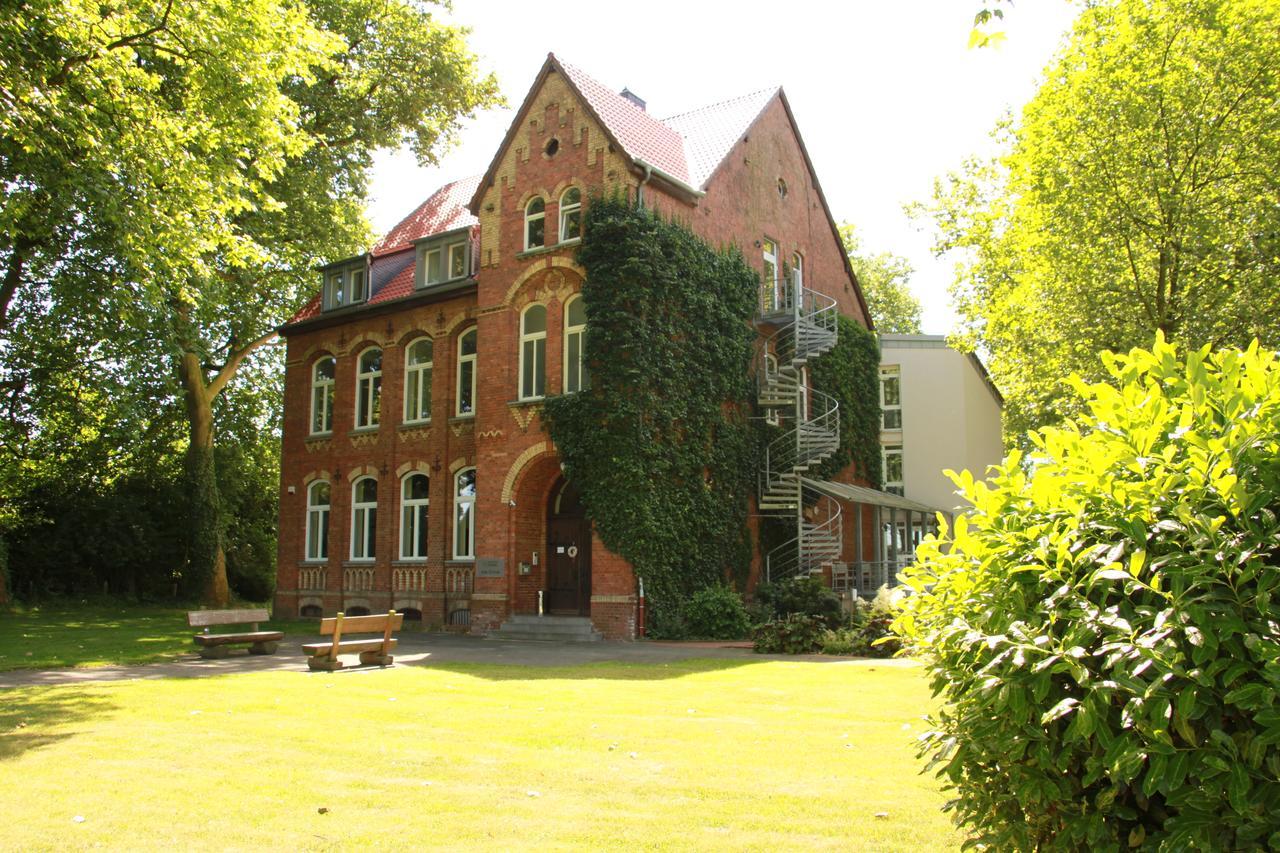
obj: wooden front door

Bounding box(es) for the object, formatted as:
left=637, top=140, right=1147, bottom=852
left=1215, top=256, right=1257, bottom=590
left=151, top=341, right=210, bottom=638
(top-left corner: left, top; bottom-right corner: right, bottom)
left=546, top=516, right=590, bottom=615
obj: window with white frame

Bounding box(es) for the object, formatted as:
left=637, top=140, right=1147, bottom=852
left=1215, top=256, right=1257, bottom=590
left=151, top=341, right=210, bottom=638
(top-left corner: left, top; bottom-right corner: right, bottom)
left=880, top=367, right=902, bottom=430
left=525, top=197, right=546, bottom=250
left=423, top=245, right=444, bottom=285
left=400, top=473, right=429, bottom=560
left=453, top=467, right=476, bottom=559
left=403, top=337, right=433, bottom=423
left=559, top=188, right=582, bottom=242
left=322, top=261, right=368, bottom=311
left=310, top=357, right=335, bottom=434
left=762, top=238, right=779, bottom=311
left=883, top=444, right=904, bottom=496
left=417, top=231, right=471, bottom=288
left=456, top=328, right=477, bottom=416
left=763, top=353, right=780, bottom=427
left=563, top=295, right=588, bottom=393
left=791, top=251, right=804, bottom=290
left=798, top=365, right=810, bottom=422
left=448, top=240, right=468, bottom=279
left=355, top=347, right=382, bottom=429
left=305, top=480, right=330, bottom=561
left=519, top=304, right=546, bottom=400
left=350, top=477, right=377, bottom=560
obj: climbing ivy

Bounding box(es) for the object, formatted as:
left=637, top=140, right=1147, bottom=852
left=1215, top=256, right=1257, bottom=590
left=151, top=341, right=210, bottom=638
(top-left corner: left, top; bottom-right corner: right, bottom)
left=541, top=197, right=758, bottom=628
left=809, top=314, right=882, bottom=487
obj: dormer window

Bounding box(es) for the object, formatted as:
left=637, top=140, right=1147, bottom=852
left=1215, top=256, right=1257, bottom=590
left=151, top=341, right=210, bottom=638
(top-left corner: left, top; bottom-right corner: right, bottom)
left=321, top=259, right=369, bottom=311
left=416, top=228, right=472, bottom=289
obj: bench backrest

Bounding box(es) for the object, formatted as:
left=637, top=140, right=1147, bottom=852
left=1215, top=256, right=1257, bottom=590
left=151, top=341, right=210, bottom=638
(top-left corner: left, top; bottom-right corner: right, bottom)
left=318, top=612, right=404, bottom=636
left=188, top=608, right=270, bottom=628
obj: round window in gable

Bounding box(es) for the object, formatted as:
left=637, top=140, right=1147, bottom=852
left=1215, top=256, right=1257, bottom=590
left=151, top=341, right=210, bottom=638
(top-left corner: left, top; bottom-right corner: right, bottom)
left=544, top=138, right=560, bottom=158
left=777, top=177, right=788, bottom=199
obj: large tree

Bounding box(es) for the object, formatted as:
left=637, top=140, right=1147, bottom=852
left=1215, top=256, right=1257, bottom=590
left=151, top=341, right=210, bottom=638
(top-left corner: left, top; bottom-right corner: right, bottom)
left=923, top=0, right=1280, bottom=439
left=839, top=223, right=923, bottom=335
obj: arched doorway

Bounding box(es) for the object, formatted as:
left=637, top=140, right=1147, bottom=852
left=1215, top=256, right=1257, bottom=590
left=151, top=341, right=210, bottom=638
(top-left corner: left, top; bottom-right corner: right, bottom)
left=546, top=477, right=591, bottom=615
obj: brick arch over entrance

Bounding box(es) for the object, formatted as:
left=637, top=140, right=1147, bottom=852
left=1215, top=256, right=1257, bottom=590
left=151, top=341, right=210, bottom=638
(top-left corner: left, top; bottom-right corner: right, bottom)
left=508, top=451, right=570, bottom=616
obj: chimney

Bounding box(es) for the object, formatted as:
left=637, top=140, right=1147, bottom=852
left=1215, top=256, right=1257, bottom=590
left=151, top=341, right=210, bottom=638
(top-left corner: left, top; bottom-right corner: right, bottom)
left=619, top=88, right=646, bottom=111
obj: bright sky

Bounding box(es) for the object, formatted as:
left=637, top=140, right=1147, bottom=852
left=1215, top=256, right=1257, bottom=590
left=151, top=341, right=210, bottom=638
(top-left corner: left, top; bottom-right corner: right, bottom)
left=368, top=0, right=1081, bottom=334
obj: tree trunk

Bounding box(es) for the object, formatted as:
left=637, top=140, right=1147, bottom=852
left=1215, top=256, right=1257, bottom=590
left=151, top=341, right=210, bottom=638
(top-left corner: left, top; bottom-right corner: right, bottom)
left=178, top=349, right=229, bottom=606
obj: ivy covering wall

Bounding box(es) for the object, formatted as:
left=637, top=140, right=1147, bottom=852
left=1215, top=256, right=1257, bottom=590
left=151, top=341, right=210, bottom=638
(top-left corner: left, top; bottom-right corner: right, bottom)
left=809, top=314, right=882, bottom=488
left=541, top=198, right=759, bottom=627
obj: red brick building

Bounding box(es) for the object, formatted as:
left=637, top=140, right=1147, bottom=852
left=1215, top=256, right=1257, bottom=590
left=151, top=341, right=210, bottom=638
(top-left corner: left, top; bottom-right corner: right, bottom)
left=273, top=55, right=877, bottom=638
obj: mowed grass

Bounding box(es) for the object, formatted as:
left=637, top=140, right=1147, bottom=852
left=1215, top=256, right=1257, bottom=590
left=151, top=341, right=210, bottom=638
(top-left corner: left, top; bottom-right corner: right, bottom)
left=0, top=602, right=315, bottom=670
left=0, top=659, right=961, bottom=851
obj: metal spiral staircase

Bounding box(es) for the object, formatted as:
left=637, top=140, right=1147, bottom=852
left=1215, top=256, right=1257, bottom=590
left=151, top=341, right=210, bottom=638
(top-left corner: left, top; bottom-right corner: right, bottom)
left=758, top=279, right=842, bottom=583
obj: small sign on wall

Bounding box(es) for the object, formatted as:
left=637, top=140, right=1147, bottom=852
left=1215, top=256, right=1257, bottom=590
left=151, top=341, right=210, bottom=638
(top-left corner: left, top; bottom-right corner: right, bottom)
left=475, top=558, right=504, bottom=578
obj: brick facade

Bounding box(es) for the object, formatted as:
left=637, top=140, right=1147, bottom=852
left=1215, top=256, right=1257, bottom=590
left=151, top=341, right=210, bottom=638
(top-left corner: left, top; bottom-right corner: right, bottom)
left=274, top=55, right=867, bottom=639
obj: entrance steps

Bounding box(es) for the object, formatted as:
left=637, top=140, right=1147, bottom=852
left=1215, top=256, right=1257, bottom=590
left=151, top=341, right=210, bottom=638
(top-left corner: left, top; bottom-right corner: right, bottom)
left=487, top=614, right=603, bottom=643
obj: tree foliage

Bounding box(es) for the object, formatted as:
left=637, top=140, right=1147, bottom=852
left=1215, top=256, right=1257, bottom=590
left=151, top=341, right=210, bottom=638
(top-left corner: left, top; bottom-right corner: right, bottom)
left=923, top=0, right=1280, bottom=440
left=542, top=197, right=759, bottom=629
left=896, top=335, right=1280, bottom=849
left=839, top=223, right=922, bottom=335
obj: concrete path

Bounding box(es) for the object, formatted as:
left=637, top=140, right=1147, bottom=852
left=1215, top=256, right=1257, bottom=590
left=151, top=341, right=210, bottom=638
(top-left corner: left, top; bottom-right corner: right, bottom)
left=0, top=634, right=914, bottom=690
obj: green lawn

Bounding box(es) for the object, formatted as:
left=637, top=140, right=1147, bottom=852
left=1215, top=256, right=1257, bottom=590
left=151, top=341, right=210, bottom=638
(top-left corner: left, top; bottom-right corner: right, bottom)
left=0, top=602, right=315, bottom=671
left=0, top=659, right=961, bottom=850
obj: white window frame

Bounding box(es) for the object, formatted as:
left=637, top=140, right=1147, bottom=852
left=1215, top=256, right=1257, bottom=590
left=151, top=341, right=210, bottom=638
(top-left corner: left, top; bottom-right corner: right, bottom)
left=558, top=187, right=582, bottom=243
left=455, top=328, right=477, bottom=417
left=355, top=347, right=382, bottom=429
left=525, top=197, right=546, bottom=250
left=798, top=365, right=810, bottom=422
left=423, top=246, right=444, bottom=286
left=763, top=353, right=780, bottom=427
left=447, top=240, right=468, bottom=280
left=399, top=473, right=430, bottom=561
left=403, top=337, right=433, bottom=424
left=305, top=480, right=330, bottom=561
left=310, top=356, right=335, bottom=435
left=880, top=366, right=902, bottom=431
left=563, top=295, right=588, bottom=394
left=518, top=304, right=547, bottom=401
left=762, top=238, right=779, bottom=311
left=350, top=477, right=378, bottom=561
left=883, top=443, right=904, bottom=496
left=350, top=267, right=367, bottom=303
left=322, top=263, right=368, bottom=311
left=791, top=251, right=804, bottom=291
left=453, top=467, right=476, bottom=560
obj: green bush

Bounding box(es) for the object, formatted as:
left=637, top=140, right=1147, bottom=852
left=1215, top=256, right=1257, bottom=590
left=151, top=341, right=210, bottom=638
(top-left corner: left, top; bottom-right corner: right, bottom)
left=895, top=336, right=1280, bottom=850
left=755, top=576, right=844, bottom=628
left=819, top=627, right=859, bottom=655
left=752, top=613, right=825, bottom=654
left=682, top=584, right=751, bottom=640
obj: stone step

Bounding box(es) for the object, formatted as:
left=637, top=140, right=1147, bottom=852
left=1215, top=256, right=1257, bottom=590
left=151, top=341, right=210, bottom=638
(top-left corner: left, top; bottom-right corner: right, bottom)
left=488, top=615, right=604, bottom=643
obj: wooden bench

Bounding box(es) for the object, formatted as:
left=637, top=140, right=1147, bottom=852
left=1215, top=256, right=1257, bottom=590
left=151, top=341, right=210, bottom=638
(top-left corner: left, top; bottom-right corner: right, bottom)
left=188, top=608, right=284, bottom=659
left=303, top=611, right=403, bottom=671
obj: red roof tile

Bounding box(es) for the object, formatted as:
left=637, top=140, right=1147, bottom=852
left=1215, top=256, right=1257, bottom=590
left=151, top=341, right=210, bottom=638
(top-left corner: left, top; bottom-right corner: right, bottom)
left=663, top=87, right=779, bottom=188
left=556, top=58, right=690, bottom=183
left=373, top=175, right=481, bottom=256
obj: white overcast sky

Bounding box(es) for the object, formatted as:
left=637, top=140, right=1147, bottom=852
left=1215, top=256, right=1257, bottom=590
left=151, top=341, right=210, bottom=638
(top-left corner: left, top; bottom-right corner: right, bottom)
left=367, top=0, right=1081, bottom=333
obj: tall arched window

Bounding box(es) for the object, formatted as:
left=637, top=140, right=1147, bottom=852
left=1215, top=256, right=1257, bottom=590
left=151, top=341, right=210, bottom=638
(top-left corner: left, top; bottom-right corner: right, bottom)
left=403, top=337, right=433, bottom=423
left=453, top=467, right=476, bottom=560
left=524, top=197, right=545, bottom=250
left=310, top=357, right=335, bottom=434
left=558, top=187, right=582, bottom=242
left=305, top=480, right=330, bottom=561
left=355, top=347, right=382, bottom=429
left=563, top=295, right=588, bottom=393
left=400, top=473, right=429, bottom=560
left=519, top=304, right=546, bottom=400
left=456, top=328, right=477, bottom=416
left=791, top=251, right=804, bottom=290
left=350, top=477, right=377, bottom=560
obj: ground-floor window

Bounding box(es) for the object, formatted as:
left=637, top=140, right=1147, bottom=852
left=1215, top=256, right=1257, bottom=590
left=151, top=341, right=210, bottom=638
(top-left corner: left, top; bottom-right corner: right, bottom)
left=454, top=467, right=476, bottom=559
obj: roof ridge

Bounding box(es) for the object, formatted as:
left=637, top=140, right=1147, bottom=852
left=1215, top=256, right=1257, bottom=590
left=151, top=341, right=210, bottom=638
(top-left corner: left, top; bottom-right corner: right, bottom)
left=660, top=86, right=780, bottom=124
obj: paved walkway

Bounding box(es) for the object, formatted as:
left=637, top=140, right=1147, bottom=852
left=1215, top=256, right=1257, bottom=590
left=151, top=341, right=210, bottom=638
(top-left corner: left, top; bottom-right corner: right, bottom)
left=0, top=634, right=914, bottom=690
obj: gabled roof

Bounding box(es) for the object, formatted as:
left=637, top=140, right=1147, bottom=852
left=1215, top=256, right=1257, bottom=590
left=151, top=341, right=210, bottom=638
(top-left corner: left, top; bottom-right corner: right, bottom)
left=374, top=175, right=481, bottom=257
left=663, top=87, right=778, bottom=189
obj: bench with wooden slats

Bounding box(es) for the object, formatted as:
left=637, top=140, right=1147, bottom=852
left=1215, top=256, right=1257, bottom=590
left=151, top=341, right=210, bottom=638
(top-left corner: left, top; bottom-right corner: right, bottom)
left=187, top=608, right=284, bottom=658
left=302, top=611, right=403, bottom=671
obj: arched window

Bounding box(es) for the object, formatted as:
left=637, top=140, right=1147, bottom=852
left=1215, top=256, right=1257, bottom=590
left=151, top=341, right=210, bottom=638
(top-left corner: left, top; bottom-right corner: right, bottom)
left=563, top=295, right=588, bottom=393
left=453, top=467, right=476, bottom=560
left=350, top=477, right=377, bottom=561
left=524, top=197, right=545, bottom=250
left=791, top=251, right=804, bottom=290
left=355, top=347, right=382, bottom=429
left=310, top=357, right=335, bottom=435
left=558, top=188, right=582, bottom=242
left=403, top=337, right=433, bottom=423
left=519, top=304, right=546, bottom=400
left=456, top=328, right=477, bottom=416
left=305, top=481, right=330, bottom=561
left=400, top=473, right=430, bottom=560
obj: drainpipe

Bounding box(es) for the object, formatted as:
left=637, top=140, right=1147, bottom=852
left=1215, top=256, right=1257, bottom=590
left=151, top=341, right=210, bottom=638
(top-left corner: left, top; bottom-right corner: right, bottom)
left=637, top=575, right=646, bottom=639
left=633, top=158, right=706, bottom=207
left=636, top=162, right=652, bottom=209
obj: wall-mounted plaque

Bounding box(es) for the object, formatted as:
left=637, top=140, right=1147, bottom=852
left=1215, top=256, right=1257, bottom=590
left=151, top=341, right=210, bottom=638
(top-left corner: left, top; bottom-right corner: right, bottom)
left=475, top=558, right=504, bottom=578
